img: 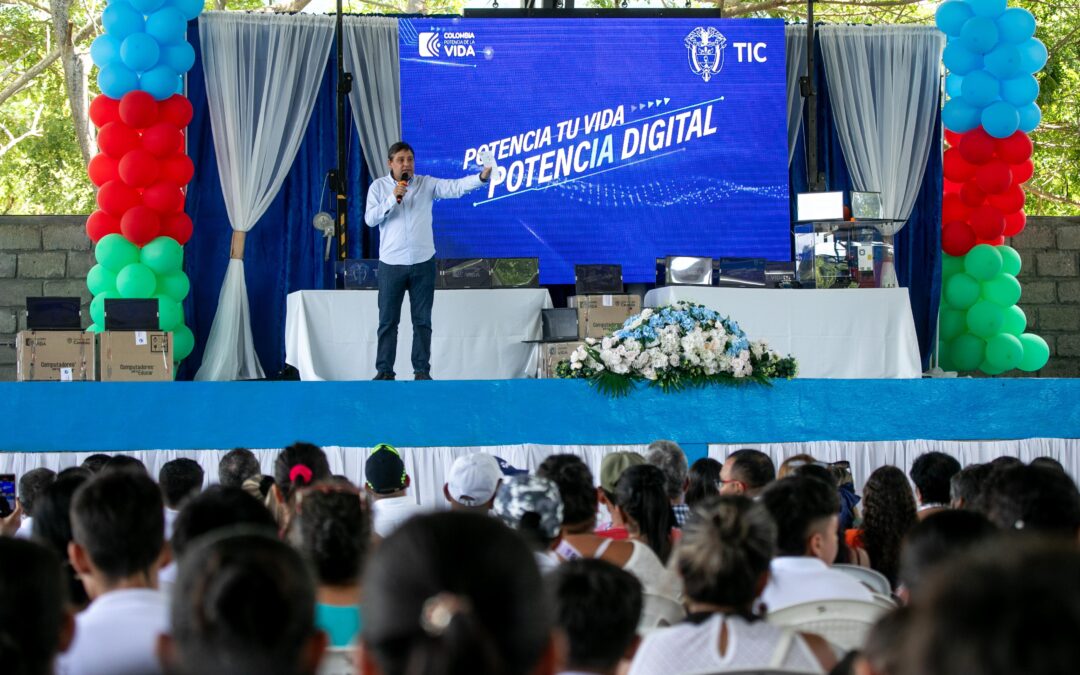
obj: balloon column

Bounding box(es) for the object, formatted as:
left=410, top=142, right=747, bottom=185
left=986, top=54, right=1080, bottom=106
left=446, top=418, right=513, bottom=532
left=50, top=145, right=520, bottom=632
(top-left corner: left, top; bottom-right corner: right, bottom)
left=85, top=0, right=203, bottom=366
left=935, top=0, right=1049, bottom=374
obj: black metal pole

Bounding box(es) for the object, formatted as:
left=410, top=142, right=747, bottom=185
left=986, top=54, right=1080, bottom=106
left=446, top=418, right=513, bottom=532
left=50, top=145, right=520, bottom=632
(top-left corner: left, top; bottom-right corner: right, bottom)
left=333, top=0, right=352, bottom=261
left=803, top=3, right=823, bottom=192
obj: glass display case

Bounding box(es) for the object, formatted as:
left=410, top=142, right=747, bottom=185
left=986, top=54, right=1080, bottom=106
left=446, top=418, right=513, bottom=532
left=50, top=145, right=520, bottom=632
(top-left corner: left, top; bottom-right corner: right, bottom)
left=794, top=221, right=895, bottom=289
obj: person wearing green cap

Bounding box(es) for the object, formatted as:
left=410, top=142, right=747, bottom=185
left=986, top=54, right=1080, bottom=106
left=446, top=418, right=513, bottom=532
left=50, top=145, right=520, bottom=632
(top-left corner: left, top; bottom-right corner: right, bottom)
left=365, top=444, right=426, bottom=538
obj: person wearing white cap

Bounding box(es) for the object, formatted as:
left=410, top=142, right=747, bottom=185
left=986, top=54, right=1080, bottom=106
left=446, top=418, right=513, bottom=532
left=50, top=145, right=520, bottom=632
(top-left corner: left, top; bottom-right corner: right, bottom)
left=443, top=453, right=504, bottom=512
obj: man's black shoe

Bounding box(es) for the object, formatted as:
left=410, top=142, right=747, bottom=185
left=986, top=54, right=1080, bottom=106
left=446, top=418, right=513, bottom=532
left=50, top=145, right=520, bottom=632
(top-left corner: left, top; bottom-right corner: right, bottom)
left=373, top=372, right=395, bottom=381
left=414, top=372, right=433, bottom=381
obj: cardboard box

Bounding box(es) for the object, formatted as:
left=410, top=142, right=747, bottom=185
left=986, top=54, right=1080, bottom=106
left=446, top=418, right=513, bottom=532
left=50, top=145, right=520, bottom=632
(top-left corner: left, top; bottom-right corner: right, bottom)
left=568, top=294, right=642, bottom=339
left=16, top=331, right=96, bottom=381
left=538, top=340, right=584, bottom=378
left=99, top=331, right=173, bottom=382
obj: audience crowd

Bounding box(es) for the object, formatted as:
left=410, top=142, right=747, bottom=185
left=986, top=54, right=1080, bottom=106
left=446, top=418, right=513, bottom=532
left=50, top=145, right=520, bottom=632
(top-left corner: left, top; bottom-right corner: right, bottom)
left=1, top=441, right=1079, bottom=675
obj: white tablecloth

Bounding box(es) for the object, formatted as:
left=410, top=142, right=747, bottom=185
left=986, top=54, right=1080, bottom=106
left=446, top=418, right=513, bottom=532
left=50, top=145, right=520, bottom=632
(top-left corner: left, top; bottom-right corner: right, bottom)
left=285, top=289, right=553, bottom=380
left=644, top=287, right=921, bottom=379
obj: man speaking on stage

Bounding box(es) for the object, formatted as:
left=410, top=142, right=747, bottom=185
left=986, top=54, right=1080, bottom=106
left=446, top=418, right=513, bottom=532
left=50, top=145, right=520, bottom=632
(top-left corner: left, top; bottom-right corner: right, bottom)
left=364, top=141, right=492, bottom=381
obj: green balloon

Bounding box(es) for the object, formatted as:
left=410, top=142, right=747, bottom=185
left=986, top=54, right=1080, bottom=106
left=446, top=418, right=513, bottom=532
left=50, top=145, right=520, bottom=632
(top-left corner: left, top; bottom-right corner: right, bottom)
left=964, top=244, right=1004, bottom=281
left=986, top=333, right=1024, bottom=371
left=1018, top=333, right=1050, bottom=372
left=967, top=301, right=1006, bottom=338
left=981, top=273, right=1022, bottom=307
left=157, top=271, right=190, bottom=302
left=946, top=273, right=982, bottom=310
left=942, top=254, right=965, bottom=280
left=173, top=323, right=195, bottom=361
left=979, top=360, right=1008, bottom=375
left=85, top=323, right=103, bottom=334
left=940, top=308, right=968, bottom=341
left=156, top=296, right=183, bottom=331
left=950, top=333, right=986, bottom=372
left=86, top=264, right=118, bottom=296
left=998, top=245, right=1022, bottom=276
left=89, top=290, right=119, bottom=327
left=937, top=340, right=955, bottom=371
left=95, top=234, right=140, bottom=273
left=116, top=262, right=158, bottom=298
left=140, top=236, right=184, bottom=275
left=1001, top=305, right=1027, bottom=336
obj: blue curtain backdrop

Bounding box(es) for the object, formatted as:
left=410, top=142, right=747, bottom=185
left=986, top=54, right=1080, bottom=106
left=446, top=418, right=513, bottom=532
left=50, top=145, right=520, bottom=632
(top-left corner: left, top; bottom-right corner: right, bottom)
left=790, top=30, right=943, bottom=369
left=181, top=20, right=941, bottom=379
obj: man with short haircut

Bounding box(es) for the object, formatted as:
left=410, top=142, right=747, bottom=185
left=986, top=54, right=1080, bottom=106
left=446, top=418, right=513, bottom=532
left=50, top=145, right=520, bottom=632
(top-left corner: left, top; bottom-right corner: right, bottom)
left=58, top=470, right=169, bottom=675
left=720, top=449, right=776, bottom=499
left=159, top=458, right=204, bottom=541
left=759, top=476, right=873, bottom=612
left=365, top=444, right=425, bottom=538
left=909, top=451, right=961, bottom=520
left=549, top=559, right=643, bottom=675
left=218, top=447, right=261, bottom=488
left=644, top=440, right=690, bottom=526
left=15, top=467, right=56, bottom=538
left=444, top=452, right=503, bottom=512
left=81, top=454, right=111, bottom=474
left=949, top=462, right=992, bottom=510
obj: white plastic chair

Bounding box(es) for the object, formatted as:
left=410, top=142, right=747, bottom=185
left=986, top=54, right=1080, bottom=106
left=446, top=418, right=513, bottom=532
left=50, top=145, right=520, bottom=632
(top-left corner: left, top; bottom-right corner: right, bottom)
left=870, top=592, right=898, bottom=610
left=318, top=647, right=356, bottom=675
left=833, top=564, right=892, bottom=595
left=765, top=599, right=887, bottom=652
left=638, top=592, right=686, bottom=631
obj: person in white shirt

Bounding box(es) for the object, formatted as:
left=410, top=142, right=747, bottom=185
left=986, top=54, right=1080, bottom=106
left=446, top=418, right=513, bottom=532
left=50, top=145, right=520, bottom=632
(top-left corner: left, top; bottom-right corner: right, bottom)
left=158, top=458, right=204, bottom=541
left=759, top=476, right=874, bottom=613
left=364, top=141, right=492, bottom=381
left=492, top=474, right=565, bottom=574
left=15, top=467, right=56, bottom=538
left=365, top=444, right=426, bottom=538
left=58, top=469, right=170, bottom=675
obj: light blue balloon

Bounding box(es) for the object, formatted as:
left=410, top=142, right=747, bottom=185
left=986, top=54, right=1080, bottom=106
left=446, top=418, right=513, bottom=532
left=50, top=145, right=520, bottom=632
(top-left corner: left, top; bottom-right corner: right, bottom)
left=145, top=7, right=187, bottom=45
left=1001, top=74, right=1039, bottom=107
left=130, top=0, right=166, bottom=13
left=943, top=41, right=983, bottom=75
left=174, top=78, right=185, bottom=96
left=946, top=73, right=964, bottom=98
left=120, top=33, right=161, bottom=73
left=1017, top=103, right=1042, bottom=133
left=981, top=101, right=1020, bottom=138
left=140, top=65, right=179, bottom=101
left=161, top=42, right=195, bottom=74
left=1019, top=38, right=1048, bottom=74
left=90, top=34, right=122, bottom=68
left=101, top=1, right=144, bottom=40
left=970, top=0, right=1006, bottom=18
left=936, top=1, right=974, bottom=36
left=98, top=64, right=139, bottom=99
left=943, top=99, right=981, bottom=132
left=984, top=44, right=1022, bottom=79
left=961, top=17, right=1000, bottom=54
left=961, top=70, right=1001, bottom=107
left=171, top=0, right=205, bottom=21
left=997, top=7, right=1036, bottom=44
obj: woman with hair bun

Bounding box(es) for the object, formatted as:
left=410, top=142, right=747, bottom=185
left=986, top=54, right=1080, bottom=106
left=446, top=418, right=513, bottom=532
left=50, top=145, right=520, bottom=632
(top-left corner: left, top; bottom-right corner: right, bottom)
left=614, top=464, right=677, bottom=564
left=628, top=496, right=836, bottom=674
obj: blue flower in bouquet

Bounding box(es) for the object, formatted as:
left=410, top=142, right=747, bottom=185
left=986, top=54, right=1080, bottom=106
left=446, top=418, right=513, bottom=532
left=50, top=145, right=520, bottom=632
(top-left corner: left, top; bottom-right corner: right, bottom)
left=727, top=336, right=750, bottom=357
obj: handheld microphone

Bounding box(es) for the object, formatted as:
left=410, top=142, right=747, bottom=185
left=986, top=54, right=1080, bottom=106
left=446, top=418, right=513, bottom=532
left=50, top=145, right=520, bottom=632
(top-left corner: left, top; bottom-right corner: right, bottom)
left=396, top=172, right=411, bottom=204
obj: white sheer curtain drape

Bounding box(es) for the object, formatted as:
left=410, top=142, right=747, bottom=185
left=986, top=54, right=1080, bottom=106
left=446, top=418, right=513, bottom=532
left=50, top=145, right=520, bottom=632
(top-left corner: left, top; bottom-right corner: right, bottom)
left=195, top=13, right=334, bottom=380
left=785, top=25, right=808, bottom=167
left=343, top=17, right=401, bottom=179
left=818, top=25, right=944, bottom=221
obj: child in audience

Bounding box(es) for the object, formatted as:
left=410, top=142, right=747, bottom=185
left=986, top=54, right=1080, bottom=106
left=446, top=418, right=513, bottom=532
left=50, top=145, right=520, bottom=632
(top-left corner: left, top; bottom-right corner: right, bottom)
left=28, top=469, right=91, bottom=610
left=493, top=474, right=565, bottom=573
left=0, top=537, right=74, bottom=675
left=847, top=466, right=917, bottom=589
left=897, top=510, right=996, bottom=604
left=271, top=442, right=332, bottom=530
left=980, top=464, right=1080, bottom=539
left=158, top=458, right=204, bottom=540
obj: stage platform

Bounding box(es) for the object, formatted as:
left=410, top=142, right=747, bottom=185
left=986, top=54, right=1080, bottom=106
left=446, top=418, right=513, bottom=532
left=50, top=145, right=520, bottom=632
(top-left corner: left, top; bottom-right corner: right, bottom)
left=2, top=378, right=1078, bottom=453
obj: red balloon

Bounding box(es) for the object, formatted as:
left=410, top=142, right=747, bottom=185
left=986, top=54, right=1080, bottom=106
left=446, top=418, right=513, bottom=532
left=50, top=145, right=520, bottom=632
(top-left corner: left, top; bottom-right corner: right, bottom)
left=142, top=123, right=184, bottom=158
left=970, top=205, right=1006, bottom=240
left=160, top=154, right=194, bottom=186
left=143, top=181, right=184, bottom=214
left=89, top=95, right=120, bottom=129
left=996, top=131, right=1033, bottom=164
left=979, top=235, right=1006, bottom=246
left=944, top=129, right=963, bottom=148
left=959, top=128, right=996, bottom=165
left=118, top=149, right=161, bottom=188
left=96, top=180, right=142, bottom=218
left=960, top=181, right=986, bottom=207
left=975, top=161, right=1013, bottom=195
left=943, top=148, right=977, bottom=183
left=88, top=154, right=119, bottom=187
left=120, top=206, right=162, bottom=246
left=160, top=212, right=193, bottom=245
left=158, top=95, right=193, bottom=128
left=942, top=221, right=977, bottom=257
left=988, top=185, right=1025, bottom=214
left=86, top=210, right=121, bottom=243
left=97, top=121, right=141, bottom=158
left=119, top=91, right=159, bottom=129
left=1004, top=210, right=1027, bottom=237
left=1011, top=159, right=1034, bottom=184
left=943, top=193, right=970, bottom=223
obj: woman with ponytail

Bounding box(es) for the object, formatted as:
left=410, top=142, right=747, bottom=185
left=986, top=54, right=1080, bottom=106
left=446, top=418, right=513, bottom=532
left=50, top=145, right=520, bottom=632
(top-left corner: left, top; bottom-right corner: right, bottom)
left=628, top=496, right=836, bottom=674
left=614, top=464, right=676, bottom=564
left=271, top=442, right=332, bottom=529
left=359, top=511, right=560, bottom=675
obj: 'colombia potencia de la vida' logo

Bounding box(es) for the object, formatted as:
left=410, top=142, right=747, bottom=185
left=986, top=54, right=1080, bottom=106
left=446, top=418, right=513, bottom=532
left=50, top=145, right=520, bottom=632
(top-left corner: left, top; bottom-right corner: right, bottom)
left=684, top=27, right=727, bottom=82
left=418, top=31, right=441, bottom=57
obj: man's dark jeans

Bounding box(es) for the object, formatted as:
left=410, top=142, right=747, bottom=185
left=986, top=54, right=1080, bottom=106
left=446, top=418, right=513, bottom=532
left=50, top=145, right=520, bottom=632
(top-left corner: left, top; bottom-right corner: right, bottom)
left=376, top=258, right=436, bottom=376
